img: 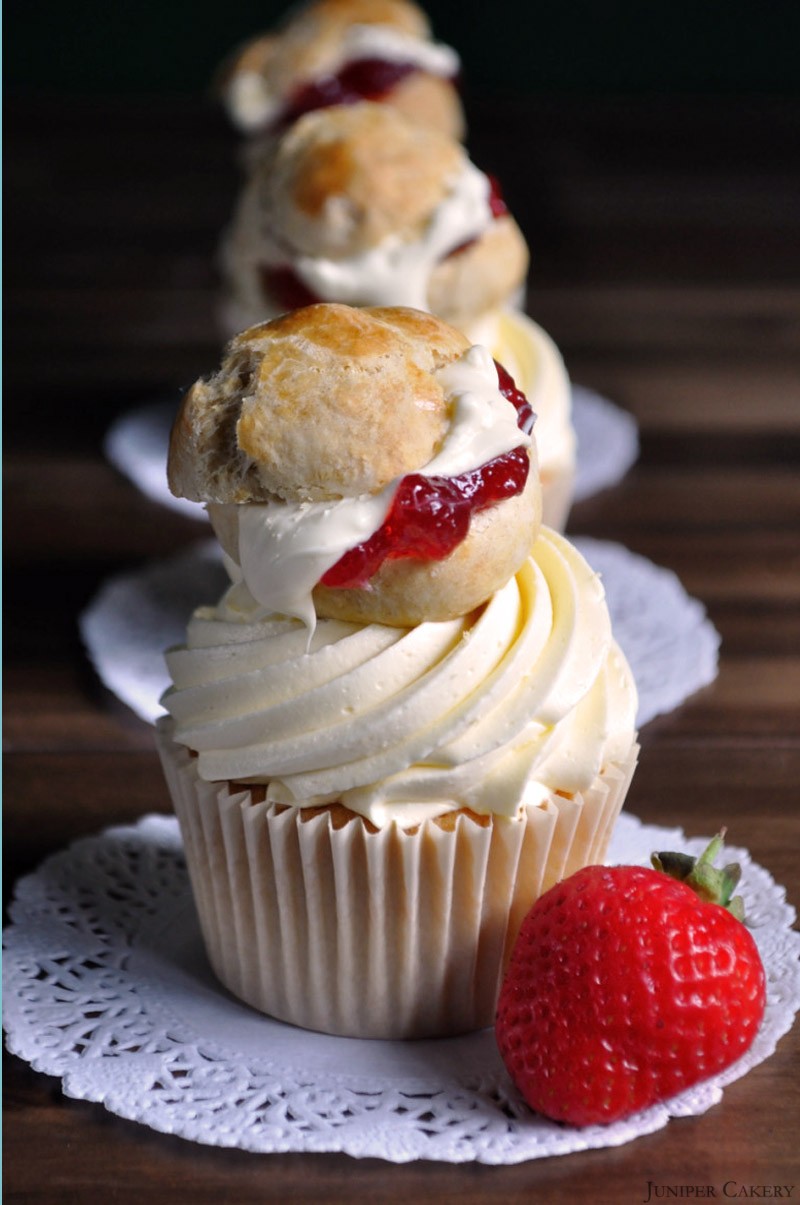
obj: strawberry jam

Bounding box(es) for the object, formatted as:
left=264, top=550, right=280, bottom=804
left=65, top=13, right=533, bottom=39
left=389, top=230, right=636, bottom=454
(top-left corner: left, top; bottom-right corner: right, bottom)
left=487, top=175, right=510, bottom=220
left=259, top=266, right=321, bottom=312
left=321, top=362, right=534, bottom=590
left=277, top=59, right=420, bottom=129
left=496, top=358, right=534, bottom=436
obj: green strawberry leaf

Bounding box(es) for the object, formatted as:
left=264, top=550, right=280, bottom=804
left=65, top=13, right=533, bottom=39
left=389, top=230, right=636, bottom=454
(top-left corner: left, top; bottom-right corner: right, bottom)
left=651, top=829, right=745, bottom=920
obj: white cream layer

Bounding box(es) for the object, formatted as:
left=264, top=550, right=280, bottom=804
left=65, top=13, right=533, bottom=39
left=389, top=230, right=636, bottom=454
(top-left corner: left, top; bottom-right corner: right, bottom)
left=163, top=528, right=638, bottom=827
left=465, top=308, right=576, bottom=479
left=227, top=24, right=460, bottom=132
left=215, top=343, right=530, bottom=629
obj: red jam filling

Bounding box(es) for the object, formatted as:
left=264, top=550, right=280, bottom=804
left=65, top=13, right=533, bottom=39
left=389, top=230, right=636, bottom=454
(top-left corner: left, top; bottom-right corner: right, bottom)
left=277, top=59, right=420, bottom=129
left=321, top=361, right=534, bottom=590
left=259, top=266, right=321, bottom=312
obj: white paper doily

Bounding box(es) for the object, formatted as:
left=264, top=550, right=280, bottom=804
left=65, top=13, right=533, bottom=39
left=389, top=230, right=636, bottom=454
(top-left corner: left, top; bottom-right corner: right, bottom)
left=78, top=537, right=719, bottom=729
left=105, top=395, right=204, bottom=521
left=571, top=385, right=639, bottom=501
left=103, top=387, right=638, bottom=522
left=4, top=814, right=797, bottom=1163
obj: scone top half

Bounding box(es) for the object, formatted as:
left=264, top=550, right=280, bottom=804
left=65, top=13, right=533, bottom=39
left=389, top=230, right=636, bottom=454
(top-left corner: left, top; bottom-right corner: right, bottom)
left=224, top=102, right=528, bottom=332
left=219, top=0, right=464, bottom=141
left=169, top=304, right=541, bottom=627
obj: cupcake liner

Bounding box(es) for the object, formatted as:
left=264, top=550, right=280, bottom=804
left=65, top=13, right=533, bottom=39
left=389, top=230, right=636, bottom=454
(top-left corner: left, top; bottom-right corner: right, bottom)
left=156, top=718, right=638, bottom=1040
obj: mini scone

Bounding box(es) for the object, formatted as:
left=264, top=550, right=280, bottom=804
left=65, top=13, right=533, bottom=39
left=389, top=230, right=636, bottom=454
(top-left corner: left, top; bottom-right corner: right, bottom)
left=157, top=301, right=639, bottom=1039
left=170, top=302, right=541, bottom=627
left=218, top=0, right=464, bottom=142
left=221, top=101, right=576, bottom=528
left=222, top=102, right=526, bottom=334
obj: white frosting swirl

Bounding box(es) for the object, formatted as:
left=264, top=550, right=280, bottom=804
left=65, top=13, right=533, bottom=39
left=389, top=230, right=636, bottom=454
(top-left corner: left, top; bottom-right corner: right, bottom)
left=162, top=529, right=637, bottom=827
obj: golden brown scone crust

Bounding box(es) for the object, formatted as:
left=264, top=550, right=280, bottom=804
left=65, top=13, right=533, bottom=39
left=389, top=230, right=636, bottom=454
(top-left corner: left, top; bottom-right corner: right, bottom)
left=168, top=303, right=470, bottom=504
left=265, top=103, right=463, bottom=257
left=219, top=0, right=464, bottom=140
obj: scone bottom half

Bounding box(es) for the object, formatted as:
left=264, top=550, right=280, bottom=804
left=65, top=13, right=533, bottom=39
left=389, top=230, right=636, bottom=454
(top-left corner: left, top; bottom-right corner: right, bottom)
left=168, top=303, right=541, bottom=627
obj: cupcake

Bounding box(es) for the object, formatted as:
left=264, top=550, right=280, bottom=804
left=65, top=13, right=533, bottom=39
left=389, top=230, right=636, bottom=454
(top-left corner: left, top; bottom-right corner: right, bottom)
left=220, top=101, right=576, bottom=527
left=157, top=303, right=638, bottom=1039
left=218, top=0, right=464, bottom=146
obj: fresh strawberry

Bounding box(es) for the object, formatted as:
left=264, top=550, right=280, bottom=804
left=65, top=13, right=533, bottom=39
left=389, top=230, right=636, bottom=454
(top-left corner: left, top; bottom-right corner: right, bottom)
left=495, top=831, right=766, bottom=1126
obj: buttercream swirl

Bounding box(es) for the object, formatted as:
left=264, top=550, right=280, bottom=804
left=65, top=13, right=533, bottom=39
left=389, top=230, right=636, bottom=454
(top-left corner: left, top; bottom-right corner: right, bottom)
left=162, top=529, right=637, bottom=828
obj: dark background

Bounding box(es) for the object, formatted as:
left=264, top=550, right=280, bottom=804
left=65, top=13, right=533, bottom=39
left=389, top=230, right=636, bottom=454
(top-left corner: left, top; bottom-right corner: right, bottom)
left=5, top=0, right=800, bottom=440
left=5, top=0, right=800, bottom=97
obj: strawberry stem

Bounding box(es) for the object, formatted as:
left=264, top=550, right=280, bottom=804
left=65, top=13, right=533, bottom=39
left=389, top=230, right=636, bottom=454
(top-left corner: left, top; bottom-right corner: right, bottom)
left=651, top=829, right=745, bottom=920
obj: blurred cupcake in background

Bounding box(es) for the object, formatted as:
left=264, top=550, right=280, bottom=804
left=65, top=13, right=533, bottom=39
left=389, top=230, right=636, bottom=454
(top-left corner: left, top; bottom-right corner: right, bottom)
left=220, top=101, right=576, bottom=528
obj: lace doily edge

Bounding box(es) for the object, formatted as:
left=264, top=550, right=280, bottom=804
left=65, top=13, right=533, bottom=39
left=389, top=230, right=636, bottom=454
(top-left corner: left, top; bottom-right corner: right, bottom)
left=3, top=814, right=798, bottom=1164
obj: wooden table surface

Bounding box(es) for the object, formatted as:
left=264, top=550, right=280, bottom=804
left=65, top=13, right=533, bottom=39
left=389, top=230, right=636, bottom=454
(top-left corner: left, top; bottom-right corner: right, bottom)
left=5, top=91, right=800, bottom=1202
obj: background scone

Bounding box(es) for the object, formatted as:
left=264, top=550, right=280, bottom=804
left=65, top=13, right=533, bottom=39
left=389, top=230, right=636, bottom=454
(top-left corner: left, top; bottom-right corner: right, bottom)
left=221, top=102, right=576, bottom=528
left=157, top=302, right=639, bottom=1039
left=218, top=0, right=464, bottom=143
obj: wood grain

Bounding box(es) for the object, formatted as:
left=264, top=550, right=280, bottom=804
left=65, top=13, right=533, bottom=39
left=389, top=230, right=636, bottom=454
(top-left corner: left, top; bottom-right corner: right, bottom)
left=4, top=92, right=799, bottom=1201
